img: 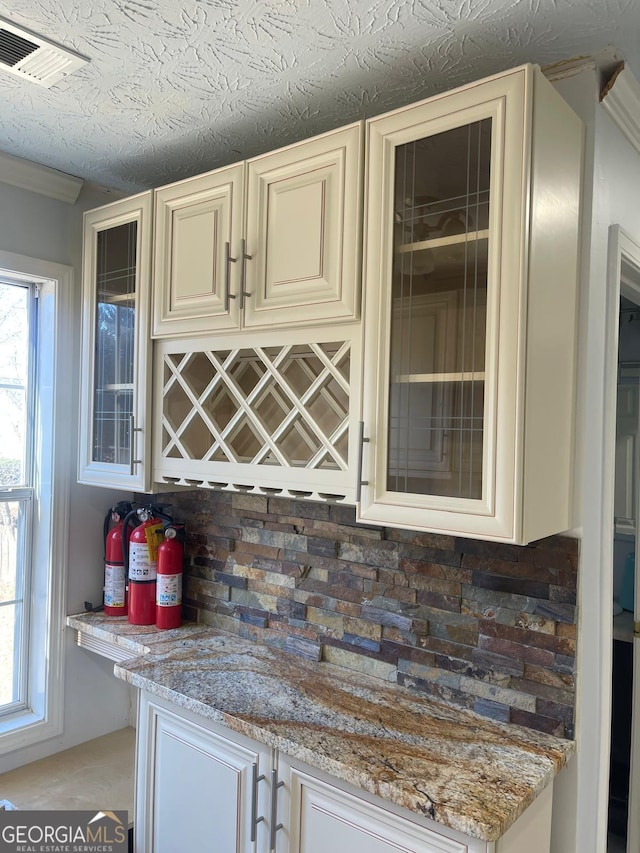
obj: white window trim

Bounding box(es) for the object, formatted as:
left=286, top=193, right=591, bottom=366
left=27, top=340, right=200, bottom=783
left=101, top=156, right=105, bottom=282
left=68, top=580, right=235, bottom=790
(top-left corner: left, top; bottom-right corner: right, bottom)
left=0, top=249, right=72, bottom=753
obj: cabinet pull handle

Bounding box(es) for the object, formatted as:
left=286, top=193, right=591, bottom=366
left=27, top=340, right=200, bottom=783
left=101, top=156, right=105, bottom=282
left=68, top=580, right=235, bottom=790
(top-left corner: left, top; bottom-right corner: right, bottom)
left=129, top=415, right=143, bottom=476
left=250, top=762, right=266, bottom=843
left=224, top=241, right=237, bottom=313
left=239, top=238, right=253, bottom=311
left=269, top=768, right=284, bottom=852
left=355, top=420, right=370, bottom=503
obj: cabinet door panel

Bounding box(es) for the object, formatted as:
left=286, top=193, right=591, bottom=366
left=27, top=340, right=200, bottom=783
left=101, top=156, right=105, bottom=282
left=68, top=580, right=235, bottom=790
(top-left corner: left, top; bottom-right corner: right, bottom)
left=268, top=177, right=326, bottom=284
left=360, top=78, right=515, bottom=537
left=244, top=122, right=362, bottom=329
left=153, top=164, right=244, bottom=336
left=171, top=202, right=220, bottom=298
left=359, top=65, right=582, bottom=543
left=153, top=720, right=242, bottom=853
left=78, top=191, right=153, bottom=491
left=137, top=694, right=269, bottom=853
left=286, top=765, right=474, bottom=853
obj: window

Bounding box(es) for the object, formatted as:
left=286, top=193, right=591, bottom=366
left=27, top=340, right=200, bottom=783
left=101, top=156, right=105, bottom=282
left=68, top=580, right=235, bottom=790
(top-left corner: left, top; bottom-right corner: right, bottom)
left=0, top=250, right=72, bottom=752
left=0, top=279, right=34, bottom=715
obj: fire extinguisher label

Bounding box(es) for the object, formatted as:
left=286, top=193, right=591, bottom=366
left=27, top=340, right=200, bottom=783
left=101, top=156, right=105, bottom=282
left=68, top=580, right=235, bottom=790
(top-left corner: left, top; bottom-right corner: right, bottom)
left=129, top=541, right=158, bottom=581
left=145, top=523, right=165, bottom=561
left=157, top=573, right=182, bottom=607
left=104, top=562, right=126, bottom=608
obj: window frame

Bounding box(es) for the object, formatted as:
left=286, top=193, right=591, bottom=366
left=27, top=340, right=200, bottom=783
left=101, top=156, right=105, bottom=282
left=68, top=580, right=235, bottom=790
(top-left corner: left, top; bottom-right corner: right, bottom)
left=0, top=249, right=72, bottom=753
left=0, top=279, right=36, bottom=717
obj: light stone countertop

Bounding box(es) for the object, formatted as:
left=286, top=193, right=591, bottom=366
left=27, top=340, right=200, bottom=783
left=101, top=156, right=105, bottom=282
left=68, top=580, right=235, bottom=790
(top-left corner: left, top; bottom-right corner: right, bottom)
left=67, top=613, right=574, bottom=843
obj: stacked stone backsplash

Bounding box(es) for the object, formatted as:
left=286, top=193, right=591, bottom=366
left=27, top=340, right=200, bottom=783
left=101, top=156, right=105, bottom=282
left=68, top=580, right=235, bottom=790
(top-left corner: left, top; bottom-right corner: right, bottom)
left=164, top=490, right=578, bottom=740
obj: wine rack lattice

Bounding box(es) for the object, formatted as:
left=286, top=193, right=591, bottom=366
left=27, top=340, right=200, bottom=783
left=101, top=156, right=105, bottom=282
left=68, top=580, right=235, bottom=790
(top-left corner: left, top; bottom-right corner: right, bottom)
left=161, top=341, right=351, bottom=472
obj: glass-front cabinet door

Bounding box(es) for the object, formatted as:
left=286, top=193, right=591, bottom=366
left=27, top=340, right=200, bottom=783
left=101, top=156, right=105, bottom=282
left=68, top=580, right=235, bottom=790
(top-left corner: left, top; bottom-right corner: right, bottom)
left=358, top=65, right=582, bottom=543
left=78, top=192, right=153, bottom=490
left=387, top=117, right=491, bottom=503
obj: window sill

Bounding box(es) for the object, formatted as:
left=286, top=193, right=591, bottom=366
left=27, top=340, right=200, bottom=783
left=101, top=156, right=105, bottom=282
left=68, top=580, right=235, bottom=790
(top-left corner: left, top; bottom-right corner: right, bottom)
left=0, top=708, right=63, bottom=755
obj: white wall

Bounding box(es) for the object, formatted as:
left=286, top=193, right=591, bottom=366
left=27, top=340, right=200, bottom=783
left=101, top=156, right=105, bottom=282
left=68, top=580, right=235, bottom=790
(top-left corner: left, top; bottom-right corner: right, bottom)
left=0, top=178, right=135, bottom=773
left=550, top=66, right=640, bottom=853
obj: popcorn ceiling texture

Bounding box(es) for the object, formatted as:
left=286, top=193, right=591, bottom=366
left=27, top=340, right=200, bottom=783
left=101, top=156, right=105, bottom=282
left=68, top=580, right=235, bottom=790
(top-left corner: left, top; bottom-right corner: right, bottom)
left=164, top=489, right=578, bottom=740
left=0, top=0, right=635, bottom=192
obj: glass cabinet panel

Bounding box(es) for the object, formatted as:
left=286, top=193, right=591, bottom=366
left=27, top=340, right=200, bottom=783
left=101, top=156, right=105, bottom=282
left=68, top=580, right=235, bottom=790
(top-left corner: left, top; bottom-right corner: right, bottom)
left=79, top=191, right=152, bottom=491
left=92, top=222, right=137, bottom=466
left=361, top=65, right=583, bottom=543
left=387, top=119, right=491, bottom=501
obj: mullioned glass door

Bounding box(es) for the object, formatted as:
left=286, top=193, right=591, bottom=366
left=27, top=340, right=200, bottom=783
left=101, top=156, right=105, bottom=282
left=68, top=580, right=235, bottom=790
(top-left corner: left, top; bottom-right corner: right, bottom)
left=388, top=119, right=491, bottom=501
left=79, top=192, right=152, bottom=490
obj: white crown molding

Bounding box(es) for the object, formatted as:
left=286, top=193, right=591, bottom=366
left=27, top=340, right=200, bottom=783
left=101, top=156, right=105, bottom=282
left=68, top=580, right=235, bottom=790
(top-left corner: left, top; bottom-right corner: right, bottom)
left=600, top=61, right=640, bottom=156
left=543, top=56, right=597, bottom=82
left=0, top=149, right=83, bottom=204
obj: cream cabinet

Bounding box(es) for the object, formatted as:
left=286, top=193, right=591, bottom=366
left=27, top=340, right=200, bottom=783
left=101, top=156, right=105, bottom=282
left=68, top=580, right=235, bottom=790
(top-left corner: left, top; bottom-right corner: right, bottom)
left=78, top=192, right=153, bottom=491
left=358, top=64, right=583, bottom=544
left=281, top=758, right=486, bottom=853
left=242, top=123, right=362, bottom=329
left=152, top=122, right=363, bottom=338
left=280, top=755, right=553, bottom=853
left=153, top=324, right=361, bottom=503
left=135, top=692, right=553, bottom=853
left=153, top=163, right=245, bottom=336
left=135, top=692, right=271, bottom=853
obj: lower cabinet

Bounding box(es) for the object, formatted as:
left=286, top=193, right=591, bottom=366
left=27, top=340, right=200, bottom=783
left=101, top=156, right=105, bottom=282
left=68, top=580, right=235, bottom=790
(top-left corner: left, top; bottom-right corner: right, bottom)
left=135, top=691, right=553, bottom=853
left=135, top=692, right=271, bottom=852
left=280, top=757, right=485, bottom=853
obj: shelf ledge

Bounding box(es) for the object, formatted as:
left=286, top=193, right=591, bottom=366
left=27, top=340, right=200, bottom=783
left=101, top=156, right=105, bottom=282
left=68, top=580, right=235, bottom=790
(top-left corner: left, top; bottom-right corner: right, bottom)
left=393, top=371, right=486, bottom=383
left=397, top=228, right=490, bottom=254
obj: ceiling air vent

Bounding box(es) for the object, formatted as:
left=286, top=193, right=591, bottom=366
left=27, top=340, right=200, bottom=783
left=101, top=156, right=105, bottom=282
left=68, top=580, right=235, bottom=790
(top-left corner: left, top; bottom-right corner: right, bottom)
left=0, top=16, right=88, bottom=87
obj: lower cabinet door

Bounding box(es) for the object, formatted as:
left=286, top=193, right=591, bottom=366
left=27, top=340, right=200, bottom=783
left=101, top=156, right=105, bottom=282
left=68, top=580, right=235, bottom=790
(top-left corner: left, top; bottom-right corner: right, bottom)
left=281, top=758, right=485, bottom=853
left=136, top=692, right=270, bottom=853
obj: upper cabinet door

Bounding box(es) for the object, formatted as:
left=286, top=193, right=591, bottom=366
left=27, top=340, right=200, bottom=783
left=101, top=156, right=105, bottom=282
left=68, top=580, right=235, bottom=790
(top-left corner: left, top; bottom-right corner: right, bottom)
left=358, top=66, right=583, bottom=544
left=152, top=163, right=244, bottom=336
left=78, top=192, right=153, bottom=491
left=243, top=122, right=363, bottom=329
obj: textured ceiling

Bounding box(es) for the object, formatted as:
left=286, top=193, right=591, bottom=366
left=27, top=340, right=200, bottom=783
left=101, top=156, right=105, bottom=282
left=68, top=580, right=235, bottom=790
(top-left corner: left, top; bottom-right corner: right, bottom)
left=0, top=0, right=637, bottom=193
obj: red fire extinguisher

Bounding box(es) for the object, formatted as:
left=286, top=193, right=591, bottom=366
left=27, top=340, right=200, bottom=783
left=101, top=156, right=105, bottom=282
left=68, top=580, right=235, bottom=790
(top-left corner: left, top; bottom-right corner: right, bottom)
left=103, top=501, right=133, bottom=617
left=123, top=506, right=169, bottom=626
left=156, top=524, right=185, bottom=630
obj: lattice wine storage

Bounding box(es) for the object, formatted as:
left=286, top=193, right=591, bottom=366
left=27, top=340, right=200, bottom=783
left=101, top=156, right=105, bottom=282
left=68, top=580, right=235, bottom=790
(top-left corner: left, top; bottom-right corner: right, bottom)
left=154, top=330, right=361, bottom=502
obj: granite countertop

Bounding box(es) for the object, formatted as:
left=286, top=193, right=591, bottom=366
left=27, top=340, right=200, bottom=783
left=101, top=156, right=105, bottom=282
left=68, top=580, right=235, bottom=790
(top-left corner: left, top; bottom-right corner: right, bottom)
left=67, top=612, right=574, bottom=843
